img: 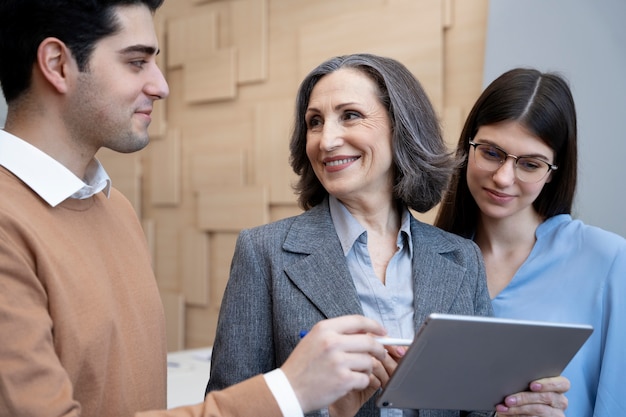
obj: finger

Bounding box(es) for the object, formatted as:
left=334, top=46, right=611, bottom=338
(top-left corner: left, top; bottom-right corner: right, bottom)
left=322, top=333, right=387, bottom=362
left=371, top=357, right=391, bottom=387
left=342, top=369, right=372, bottom=392
left=308, top=316, right=388, bottom=360
left=497, top=403, right=564, bottom=417
left=314, top=315, right=386, bottom=338
left=499, top=391, right=568, bottom=414
left=529, top=376, right=571, bottom=394
left=367, top=368, right=384, bottom=391
left=300, top=333, right=385, bottom=364
left=384, top=345, right=407, bottom=361
left=322, top=355, right=373, bottom=392
left=378, top=350, right=399, bottom=376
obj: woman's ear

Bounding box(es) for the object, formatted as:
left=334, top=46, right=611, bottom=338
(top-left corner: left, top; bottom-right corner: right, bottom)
left=36, top=37, right=75, bottom=94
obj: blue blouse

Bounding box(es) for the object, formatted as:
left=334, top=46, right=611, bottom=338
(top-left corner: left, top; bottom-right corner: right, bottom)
left=491, top=214, right=626, bottom=417
left=329, top=196, right=415, bottom=417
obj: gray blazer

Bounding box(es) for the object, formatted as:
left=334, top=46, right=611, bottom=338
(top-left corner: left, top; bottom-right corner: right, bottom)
left=207, top=199, right=493, bottom=417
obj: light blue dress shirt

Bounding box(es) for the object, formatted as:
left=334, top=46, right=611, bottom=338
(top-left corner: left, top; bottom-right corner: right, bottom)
left=491, top=214, right=626, bottom=417
left=329, top=196, right=416, bottom=417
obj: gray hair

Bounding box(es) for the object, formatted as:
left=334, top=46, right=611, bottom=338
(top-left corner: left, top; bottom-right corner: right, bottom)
left=289, top=53, right=457, bottom=212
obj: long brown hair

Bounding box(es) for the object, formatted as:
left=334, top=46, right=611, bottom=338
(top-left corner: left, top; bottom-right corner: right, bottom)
left=435, top=68, right=578, bottom=238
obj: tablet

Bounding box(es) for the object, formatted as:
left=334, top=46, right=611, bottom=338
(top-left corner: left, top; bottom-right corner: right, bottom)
left=376, top=313, right=593, bottom=412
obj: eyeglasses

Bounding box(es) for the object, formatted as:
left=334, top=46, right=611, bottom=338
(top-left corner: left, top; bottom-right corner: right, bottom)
left=469, top=140, right=558, bottom=183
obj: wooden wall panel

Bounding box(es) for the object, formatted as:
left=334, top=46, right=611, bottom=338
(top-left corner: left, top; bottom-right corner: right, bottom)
left=181, top=228, right=210, bottom=306
left=180, top=105, right=254, bottom=153
left=167, top=12, right=218, bottom=69
left=270, top=204, right=303, bottom=223
left=149, top=128, right=180, bottom=205
left=443, top=0, right=489, bottom=110
left=298, top=0, right=444, bottom=110
left=443, top=0, right=454, bottom=29
left=161, top=290, right=185, bottom=352
left=209, top=232, right=239, bottom=309
left=196, top=186, right=269, bottom=231
left=231, top=0, right=268, bottom=83
left=253, top=99, right=297, bottom=203
left=153, top=211, right=186, bottom=291
left=191, top=151, right=247, bottom=189
left=442, top=106, right=466, bottom=150
left=148, top=99, right=167, bottom=139
left=96, top=0, right=489, bottom=351
left=186, top=305, right=220, bottom=348
left=184, top=48, right=237, bottom=103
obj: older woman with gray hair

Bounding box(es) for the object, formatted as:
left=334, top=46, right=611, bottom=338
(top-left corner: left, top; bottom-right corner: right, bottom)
left=206, top=53, right=568, bottom=417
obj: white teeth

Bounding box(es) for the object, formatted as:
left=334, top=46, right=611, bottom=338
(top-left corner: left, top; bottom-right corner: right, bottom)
left=325, top=158, right=357, bottom=167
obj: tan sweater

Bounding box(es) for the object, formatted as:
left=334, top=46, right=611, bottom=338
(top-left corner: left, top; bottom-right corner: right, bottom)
left=0, top=167, right=281, bottom=417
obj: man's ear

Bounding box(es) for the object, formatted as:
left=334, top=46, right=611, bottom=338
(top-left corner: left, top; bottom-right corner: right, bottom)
left=36, top=37, right=75, bottom=94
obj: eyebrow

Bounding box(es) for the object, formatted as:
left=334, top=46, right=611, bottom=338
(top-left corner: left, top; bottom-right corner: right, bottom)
left=306, top=102, right=359, bottom=113
left=118, top=44, right=160, bottom=56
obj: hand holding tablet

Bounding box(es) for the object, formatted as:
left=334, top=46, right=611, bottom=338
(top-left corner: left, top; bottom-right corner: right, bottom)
left=376, top=313, right=592, bottom=411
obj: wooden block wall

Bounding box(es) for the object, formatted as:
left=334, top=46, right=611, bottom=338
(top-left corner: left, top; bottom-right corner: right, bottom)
left=97, top=0, right=488, bottom=351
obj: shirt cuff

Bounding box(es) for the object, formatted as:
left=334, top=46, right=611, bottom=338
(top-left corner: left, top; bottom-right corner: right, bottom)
left=263, top=369, right=304, bottom=417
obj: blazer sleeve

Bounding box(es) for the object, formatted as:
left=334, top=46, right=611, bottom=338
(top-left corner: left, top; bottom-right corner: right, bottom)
left=136, top=375, right=283, bottom=417
left=207, top=228, right=277, bottom=393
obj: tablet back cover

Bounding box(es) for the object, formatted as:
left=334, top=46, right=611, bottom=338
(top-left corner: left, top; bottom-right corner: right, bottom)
left=376, top=313, right=592, bottom=411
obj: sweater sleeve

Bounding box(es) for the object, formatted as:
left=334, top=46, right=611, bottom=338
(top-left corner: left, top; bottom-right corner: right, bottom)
left=136, top=375, right=282, bottom=417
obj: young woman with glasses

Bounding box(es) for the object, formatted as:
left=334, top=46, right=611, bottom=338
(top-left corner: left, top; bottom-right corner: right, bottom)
left=436, top=68, right=626, bottom=417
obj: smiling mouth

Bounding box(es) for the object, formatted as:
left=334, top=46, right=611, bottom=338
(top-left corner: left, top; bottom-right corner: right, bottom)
left=486, top=188, right=512, bottom=197
left=324, top=157, right=359, bottom=167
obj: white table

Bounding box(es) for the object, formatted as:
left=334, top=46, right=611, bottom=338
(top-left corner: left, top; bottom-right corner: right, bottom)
left=166, top=347, right=212, bottom=409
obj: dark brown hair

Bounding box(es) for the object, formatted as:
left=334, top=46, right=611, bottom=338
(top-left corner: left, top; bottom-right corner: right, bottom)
left=435, top=68, right=578, bottom=238
left=0, top=0, right=164, bottom=102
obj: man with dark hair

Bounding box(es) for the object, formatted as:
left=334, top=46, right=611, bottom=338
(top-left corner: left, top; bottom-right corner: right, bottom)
left=0, top=1, right=390, bottom=416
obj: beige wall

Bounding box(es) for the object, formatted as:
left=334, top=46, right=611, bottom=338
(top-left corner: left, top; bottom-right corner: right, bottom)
left=97, top=0, right=488, bottom=351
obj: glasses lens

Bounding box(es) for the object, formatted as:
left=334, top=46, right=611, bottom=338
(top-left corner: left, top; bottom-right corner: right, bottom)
left=472, top=143, right=550, bottom=183
left=473, top=144, right=504, bottom=171
left=516, top=157, right=549, bottom=183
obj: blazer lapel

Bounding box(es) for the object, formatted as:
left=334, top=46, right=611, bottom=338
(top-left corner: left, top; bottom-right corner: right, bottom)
left=410, top=217, right=472, bottom=328
left=281, top=205, right=472, bottom=330
left=283, top=201, right=363, bottom=319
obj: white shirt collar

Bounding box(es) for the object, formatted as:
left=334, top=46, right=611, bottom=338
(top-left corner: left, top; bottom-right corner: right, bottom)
left=0, top=129, right=111, bottom=207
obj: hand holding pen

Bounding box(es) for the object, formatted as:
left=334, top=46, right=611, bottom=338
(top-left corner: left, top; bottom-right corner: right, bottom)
left=280, top=315, right=389, bottom=413
left=294, top=318, right=412, bottom=417
left=300, top=329, right=412, bottom=361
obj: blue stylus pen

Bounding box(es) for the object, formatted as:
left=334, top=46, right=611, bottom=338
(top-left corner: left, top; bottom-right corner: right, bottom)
left=299, top=330, right=412, bottom=346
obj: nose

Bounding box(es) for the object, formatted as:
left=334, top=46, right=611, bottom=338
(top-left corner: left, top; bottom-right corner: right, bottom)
left=145, top=63, right=170, bottom=100
left=491, top=157, right=517, bottom=186
left=319, top=120, right=343, bottom=151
